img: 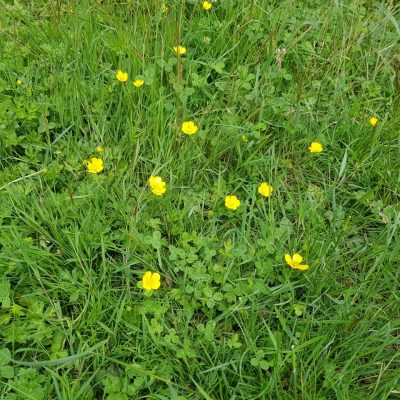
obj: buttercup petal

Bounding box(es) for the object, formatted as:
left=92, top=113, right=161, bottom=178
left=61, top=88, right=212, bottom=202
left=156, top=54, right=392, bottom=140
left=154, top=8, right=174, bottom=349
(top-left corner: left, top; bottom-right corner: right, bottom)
left=284, top=254, right=293, bottom=266
left=151, top=273, right=161, bottom=289
left=133, top=80, right=144, bottom=87
left=151, top=187, right=166, bottom=196
left=292, top=253, right=303, bottom=264
left=258, top=182, right=273, bottom=197
left=142, top=272, right=153, bottom=290
left=225, top=195, right=240, bottom=210
left=149, top=176, right=164, bottom=187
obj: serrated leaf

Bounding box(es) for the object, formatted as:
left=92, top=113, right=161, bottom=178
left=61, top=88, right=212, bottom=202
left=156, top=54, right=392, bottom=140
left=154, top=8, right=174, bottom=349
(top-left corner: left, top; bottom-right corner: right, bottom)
left=212, top=62, right=225, bottom=74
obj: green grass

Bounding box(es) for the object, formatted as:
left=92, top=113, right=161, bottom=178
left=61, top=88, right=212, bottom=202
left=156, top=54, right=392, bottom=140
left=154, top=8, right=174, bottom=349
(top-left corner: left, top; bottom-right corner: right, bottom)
left=1, top=0, right=399, bottom=399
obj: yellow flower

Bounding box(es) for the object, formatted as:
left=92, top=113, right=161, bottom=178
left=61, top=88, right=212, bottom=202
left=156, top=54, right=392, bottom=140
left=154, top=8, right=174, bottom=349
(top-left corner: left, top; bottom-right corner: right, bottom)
left=285, top=253, right=309, bottom=271
left=202, top=1, right=212, bottom=10
left=241, top=135, right=248, bottom=142
left=96, top=146, right=104, bottom=153
left=225, top=195, right=240, bottom=211
left=309, top=141, right=323, bottom=153
left=142, top=271, right=161, bottom=290
left=116, top=69, right=128, bottom=82
left=86, top=157, right=104, bottom=174
left=149, top=176, right=167, bottom=196
left=369, top=116, right=378, bottom=127
left=181, top=121, right=198, bottom=135
left=162, top=3, right=168, bottom=13
left=16, top=79, right=23, bottom=85
left=173, top=45, right=187, bottom=56
left=133, top=79, right=144, bottom=88
left=258, top=182, right=273, bottom=198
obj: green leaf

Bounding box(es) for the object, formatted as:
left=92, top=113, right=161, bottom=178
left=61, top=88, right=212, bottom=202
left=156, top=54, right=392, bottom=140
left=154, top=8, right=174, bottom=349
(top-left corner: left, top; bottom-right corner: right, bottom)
left=103, top=375, right=122, bottom=394
left=293, top=304, right=305, bottom=316
left=1, top=365, right=14, bottom=378
left=212, top=62, right=225, bottom=74
left=259, top=360, right=271, bottom=370
left=107, top=394, right=128, bottom=400
left=213, top=292, right=223, bottom=301
left=11, top=380, right=44, bottom=400
left=11, top=339, right=108, bottom=367
left=0, top=348, right=11, bottom=366
left=250, top=358, right=259, bottom=367
left=0, top=278, right=10, bottom=308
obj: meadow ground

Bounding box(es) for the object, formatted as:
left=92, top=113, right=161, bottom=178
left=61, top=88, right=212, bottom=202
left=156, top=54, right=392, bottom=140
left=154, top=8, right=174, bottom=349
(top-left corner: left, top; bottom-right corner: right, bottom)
left=0, top=0, right=400, bottom=399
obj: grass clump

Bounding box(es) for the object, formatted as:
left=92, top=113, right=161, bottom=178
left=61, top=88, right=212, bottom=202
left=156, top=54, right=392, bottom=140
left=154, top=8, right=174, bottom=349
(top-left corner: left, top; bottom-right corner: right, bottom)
left=0, top=0, right=399, bottom=399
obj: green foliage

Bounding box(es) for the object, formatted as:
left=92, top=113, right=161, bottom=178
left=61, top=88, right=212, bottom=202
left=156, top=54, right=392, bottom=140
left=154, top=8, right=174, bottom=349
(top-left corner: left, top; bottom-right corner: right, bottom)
left=0, top=0, right=399, bottom=399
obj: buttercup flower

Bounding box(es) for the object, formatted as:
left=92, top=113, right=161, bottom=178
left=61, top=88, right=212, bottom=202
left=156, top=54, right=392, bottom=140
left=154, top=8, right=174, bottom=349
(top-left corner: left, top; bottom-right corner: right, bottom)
left=96, top=146, right=104, bottom=153
left=149, top=176, right=167, bottom=196
left=285, top=253, right=309, bottom=271
left=369, top=116, right=378, bottom=127
left=116, top=69, right=128, bottom=82
left=16, top=79, right=23, bottom=85
left=86, top=157, right=104, bottom=174
left=133, top=79, right=144, bottom=88
left=309, top=141, right=323, bottom=153
left=225, top=195, right=240, bottom=211
left=181, top=121, right=198, bottom=135
left=142, top=271, right=161, bottom=290
left=203, top=1, right=212, bottom=10
left=258, top=182, right=273, bottom=198
left=173, top=45, right=187, bottom=56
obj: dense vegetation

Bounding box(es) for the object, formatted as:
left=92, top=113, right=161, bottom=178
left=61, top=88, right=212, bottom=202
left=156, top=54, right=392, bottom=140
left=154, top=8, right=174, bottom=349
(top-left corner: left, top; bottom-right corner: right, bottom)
left=0, top=1, right=399, bottom=398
